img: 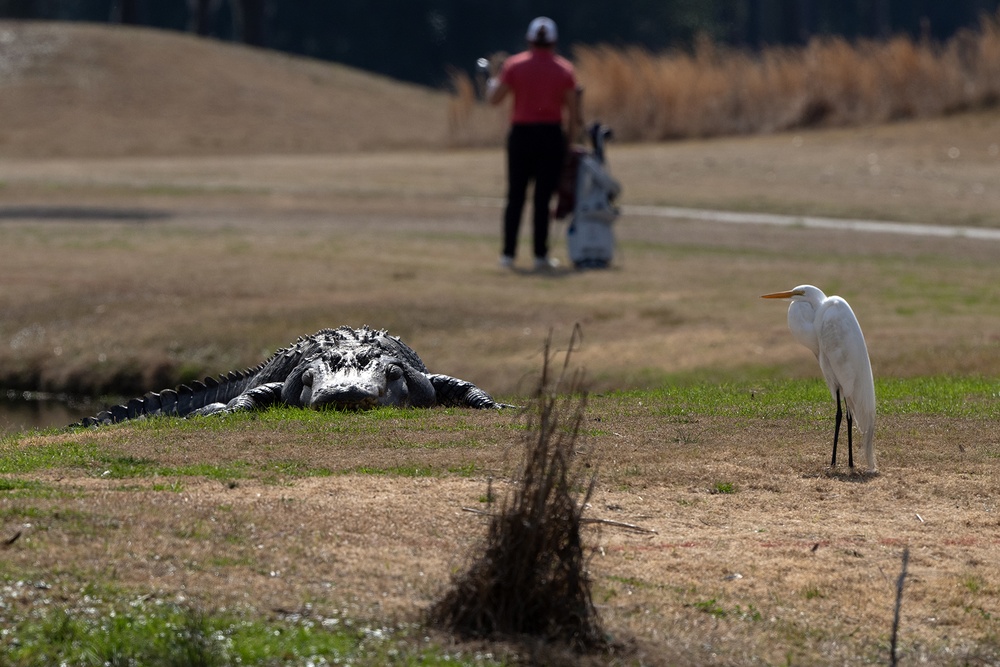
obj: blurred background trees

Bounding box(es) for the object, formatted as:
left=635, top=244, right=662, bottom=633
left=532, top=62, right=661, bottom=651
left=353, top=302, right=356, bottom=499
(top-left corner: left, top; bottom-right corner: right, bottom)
left=1, top=0, right=998, bottom=87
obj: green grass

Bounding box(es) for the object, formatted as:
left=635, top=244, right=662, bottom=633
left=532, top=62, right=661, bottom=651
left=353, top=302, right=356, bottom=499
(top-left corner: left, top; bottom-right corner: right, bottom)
left=347, top=462, right=480, bottom=477
left=115, top=405, right=429, bottom=435
left=876, top=377, right=1000, bottom=417
left=0, top=442, right=333, bottom=482
left=0, top=443, right=481, bottom=483
left=962, top=575, right=985, bottom=595
left=710, top=481, right=737, bottom=494
left=5, top=377, right=999, bottom=481
left=0, top=592, right=508, bottom=666
left=0, top=441, right=99, bottom=473
left=614, top=376, right=1000, bottom=420
left=687, top=598, right=764, bottom=622
left=606, top=574, right=654, bottom=590
left=802, top=587, right=825, bottom=600
left=0, top=478, right=43, bottom=492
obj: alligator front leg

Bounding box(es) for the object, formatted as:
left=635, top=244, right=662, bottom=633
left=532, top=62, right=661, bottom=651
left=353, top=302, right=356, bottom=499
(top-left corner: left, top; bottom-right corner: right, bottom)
left=191, top=382, right=285, bottom=416
left=426, top=374, right=516, bottom=409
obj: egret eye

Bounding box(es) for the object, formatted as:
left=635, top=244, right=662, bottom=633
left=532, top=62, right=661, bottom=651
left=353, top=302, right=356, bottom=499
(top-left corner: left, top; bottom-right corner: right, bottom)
left=385, top=365, right=403, bottom=381
left=302, top=370, right=314, bottom=387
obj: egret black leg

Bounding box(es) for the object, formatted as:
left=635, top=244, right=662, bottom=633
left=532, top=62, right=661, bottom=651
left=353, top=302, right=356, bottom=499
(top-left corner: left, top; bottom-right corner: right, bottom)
left=832, top=388, right=843, bottom=467
left=847, top=410, right=854, bottom=468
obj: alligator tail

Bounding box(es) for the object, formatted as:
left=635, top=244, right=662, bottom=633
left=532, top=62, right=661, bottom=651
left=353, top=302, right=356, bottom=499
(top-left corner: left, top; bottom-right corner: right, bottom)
left=73, top=369, right=263, bottom=427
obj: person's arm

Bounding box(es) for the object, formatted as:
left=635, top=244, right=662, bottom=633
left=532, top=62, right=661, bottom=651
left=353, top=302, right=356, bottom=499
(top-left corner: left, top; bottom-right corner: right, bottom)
left=487, top=77, right=509, bottom=105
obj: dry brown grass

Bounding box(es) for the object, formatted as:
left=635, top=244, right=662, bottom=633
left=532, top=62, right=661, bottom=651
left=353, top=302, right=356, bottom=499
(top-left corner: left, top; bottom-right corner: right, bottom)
left=2, top=126, right=1000, bottom=402
left=449, top=11, right=1000, bottom=146
left=428, top=331, right=606, bottom=654
left=5, top=17, right=1000, bottom=157
left=0, top=21, right=449, bottom=158
left=2, top=192, right=1000, bottom=404
left=3, top=402, right=998, bottom=665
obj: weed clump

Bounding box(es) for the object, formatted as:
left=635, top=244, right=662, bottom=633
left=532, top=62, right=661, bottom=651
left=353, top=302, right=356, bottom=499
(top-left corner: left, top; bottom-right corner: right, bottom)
left=427, top=328, right=606, bottom=653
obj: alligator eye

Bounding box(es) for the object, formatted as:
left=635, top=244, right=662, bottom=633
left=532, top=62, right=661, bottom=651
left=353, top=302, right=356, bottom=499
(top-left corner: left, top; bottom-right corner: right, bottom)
left=302, top=370, right=314, bottom=387
left=385, top=365, right=403, bottom=381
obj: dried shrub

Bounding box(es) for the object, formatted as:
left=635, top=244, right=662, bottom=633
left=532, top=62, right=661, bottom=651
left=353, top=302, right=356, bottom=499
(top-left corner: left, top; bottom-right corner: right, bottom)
left=448, top=8, right=1000, bottom=145
left=427, top=326, right=606, bottom=653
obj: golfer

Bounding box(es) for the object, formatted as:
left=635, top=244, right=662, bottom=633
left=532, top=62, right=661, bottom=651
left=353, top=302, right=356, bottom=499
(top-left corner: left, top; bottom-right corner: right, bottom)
left=488, top=16, right=580, bottom=271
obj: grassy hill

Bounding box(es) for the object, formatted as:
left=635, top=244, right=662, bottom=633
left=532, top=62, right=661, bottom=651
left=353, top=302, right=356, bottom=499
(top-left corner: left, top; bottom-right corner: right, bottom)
left=0, top=20, right=451, bottom=158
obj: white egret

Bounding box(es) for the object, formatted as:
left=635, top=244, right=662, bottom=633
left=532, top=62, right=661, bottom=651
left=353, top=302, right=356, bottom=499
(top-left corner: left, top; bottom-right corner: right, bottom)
left=761, top=285, right=876, bottom=471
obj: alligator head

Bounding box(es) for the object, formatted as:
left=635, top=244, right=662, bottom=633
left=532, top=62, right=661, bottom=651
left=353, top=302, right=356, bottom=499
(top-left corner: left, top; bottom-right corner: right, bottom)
left=279, top=337, right=437, bottom=410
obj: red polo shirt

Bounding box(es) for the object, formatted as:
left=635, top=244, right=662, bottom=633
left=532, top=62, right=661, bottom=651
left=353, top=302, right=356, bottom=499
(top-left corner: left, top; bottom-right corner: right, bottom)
left=499, top=47, right=577, bottom=125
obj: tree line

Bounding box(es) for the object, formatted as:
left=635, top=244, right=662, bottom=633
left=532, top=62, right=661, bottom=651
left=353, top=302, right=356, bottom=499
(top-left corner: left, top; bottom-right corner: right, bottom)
left=2, top=0, right=999, bottom=87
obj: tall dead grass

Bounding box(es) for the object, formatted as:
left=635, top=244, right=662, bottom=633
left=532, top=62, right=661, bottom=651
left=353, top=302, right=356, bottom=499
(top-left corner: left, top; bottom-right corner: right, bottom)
left=448, top=10, right=1000, bottom=144
left=427, top=328, right=608, bottom=657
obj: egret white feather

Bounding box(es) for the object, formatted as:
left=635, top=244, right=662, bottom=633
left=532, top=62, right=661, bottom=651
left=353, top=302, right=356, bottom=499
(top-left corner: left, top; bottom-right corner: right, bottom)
left=762, top=285, right=876, bottom=471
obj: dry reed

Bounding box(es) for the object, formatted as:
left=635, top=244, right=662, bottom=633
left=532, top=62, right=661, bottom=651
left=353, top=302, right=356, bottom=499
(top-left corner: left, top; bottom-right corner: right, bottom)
left=427, top=326, right=607, bottom=654
left=448, top=10, right=1000, bottom=145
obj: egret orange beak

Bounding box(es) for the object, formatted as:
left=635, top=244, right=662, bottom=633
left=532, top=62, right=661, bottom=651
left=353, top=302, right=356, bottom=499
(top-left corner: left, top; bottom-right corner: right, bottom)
left=760, top=289, right=803, bottom=299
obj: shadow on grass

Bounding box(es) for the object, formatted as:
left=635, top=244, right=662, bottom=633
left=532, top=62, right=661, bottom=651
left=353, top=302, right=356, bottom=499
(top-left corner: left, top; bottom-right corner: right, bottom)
left=802, top=468, right=881, bottom=484
left=0, top=206, right=172, bottom=223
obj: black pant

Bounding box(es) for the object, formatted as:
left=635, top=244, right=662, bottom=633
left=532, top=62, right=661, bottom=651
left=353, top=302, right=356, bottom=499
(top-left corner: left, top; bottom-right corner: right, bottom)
left=503, top=123, right=566, bottom=259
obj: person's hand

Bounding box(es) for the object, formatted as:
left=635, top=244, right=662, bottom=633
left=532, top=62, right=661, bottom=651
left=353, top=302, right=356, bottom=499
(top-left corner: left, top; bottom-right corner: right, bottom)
left=487, top=51, right=508, bottom=76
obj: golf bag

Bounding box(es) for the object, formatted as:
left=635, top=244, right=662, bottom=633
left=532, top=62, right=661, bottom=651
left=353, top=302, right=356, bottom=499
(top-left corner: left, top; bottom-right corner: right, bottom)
left=558, top=123, right=622, bottom=269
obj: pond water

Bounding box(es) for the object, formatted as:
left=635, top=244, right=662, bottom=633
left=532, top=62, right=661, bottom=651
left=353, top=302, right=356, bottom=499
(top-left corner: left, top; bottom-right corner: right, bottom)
left=0, top=392, right=102, bottom=436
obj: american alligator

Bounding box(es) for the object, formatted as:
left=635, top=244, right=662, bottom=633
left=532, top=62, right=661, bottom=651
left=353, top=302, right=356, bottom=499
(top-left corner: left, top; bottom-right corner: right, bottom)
left=74, top=326, right=511, bottom=427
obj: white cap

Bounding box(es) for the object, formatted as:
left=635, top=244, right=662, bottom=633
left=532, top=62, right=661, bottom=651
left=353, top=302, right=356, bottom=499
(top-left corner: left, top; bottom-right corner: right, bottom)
left=526, top=16, right=557, bottom=45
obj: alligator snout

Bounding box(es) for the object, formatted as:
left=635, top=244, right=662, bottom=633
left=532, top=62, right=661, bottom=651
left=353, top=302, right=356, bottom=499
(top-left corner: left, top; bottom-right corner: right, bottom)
left=309, top=384, right=382, bottom=410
